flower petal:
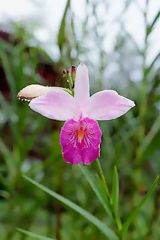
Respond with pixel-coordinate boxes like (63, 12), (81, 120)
(87, 90), (135, 120)
(60, 118), (101, 165)
(29, 89), (75, 121)
(17, 84), (60, 101)
(74, 63), (90, 113)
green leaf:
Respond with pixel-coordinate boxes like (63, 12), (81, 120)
(147, 11), (160, 36)
(78, 165), (111, 216)
(17, 228), (53, 240)
(95, 160), (110, 197)
(24, 175), (118, 240)
(137, 115), (160, 163)
(146, 52), (160, 74)
(0, 51), (16, 99)
(57, 0), (70, 50)
(122, 176), (160, 237)
(111, 166), (119, 215)
(0, 139), (15, 177)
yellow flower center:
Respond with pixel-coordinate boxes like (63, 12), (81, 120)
(76, 128), (86, 143)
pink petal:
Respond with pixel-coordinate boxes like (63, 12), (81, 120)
(17, 84), (59, 101)
(74, 63), (90, 116)
(87, 90), (135, 120)
(29, 89), (75, 121)
(60, 118), (102, 165)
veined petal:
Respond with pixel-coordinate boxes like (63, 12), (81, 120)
(74, 63), (90, 111)
(29, 89), (75, 121)
(87, 90), (135, 120)
(17, 84), (60, 101)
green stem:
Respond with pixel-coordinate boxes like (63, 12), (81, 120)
(67, 74), (73, 93)
(95, 159), (110, 197)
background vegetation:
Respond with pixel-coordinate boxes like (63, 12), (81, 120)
(0, 0), (160, 239)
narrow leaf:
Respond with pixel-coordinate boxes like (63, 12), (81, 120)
(24, 175), (118, 240)
(78, 165), (111, 216)
(57, 0), (70, 50)
(17, 228), (53, 240)
(137, 115), (160, 162)
(146, 52), (160, 74)
(122, 176), (160, 237)
(0, 139), (14, 173)
(95, 160), (110, 197)
(0, 51), (16, 98)
(111, 166), (119, 214)
(147, 11), (160, 36)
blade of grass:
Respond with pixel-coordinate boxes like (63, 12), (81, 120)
(17, 228), (53, 240)
(0, 139), (14, 173)
(122, 176), (160, 237)
(111, 166), (122, 232)
(147, 10), (160, 36)
(95, 159), (110, 197)
(137, 115), (160, 163)
(57, 0), (70, 50)
(78, 165), (111, 216)
(147, 52), (160, 74)
(111, 166), (119, 215)
(24, 175), (118, 240)
(0, 51), (16, 98)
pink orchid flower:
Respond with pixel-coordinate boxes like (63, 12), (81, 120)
(18, 63), (135, 165)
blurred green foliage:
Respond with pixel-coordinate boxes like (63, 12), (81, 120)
(0, 0), (160, 240)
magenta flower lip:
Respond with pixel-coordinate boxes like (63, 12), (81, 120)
(60, 118), (102, 165)
(18, 63), (135, 165)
